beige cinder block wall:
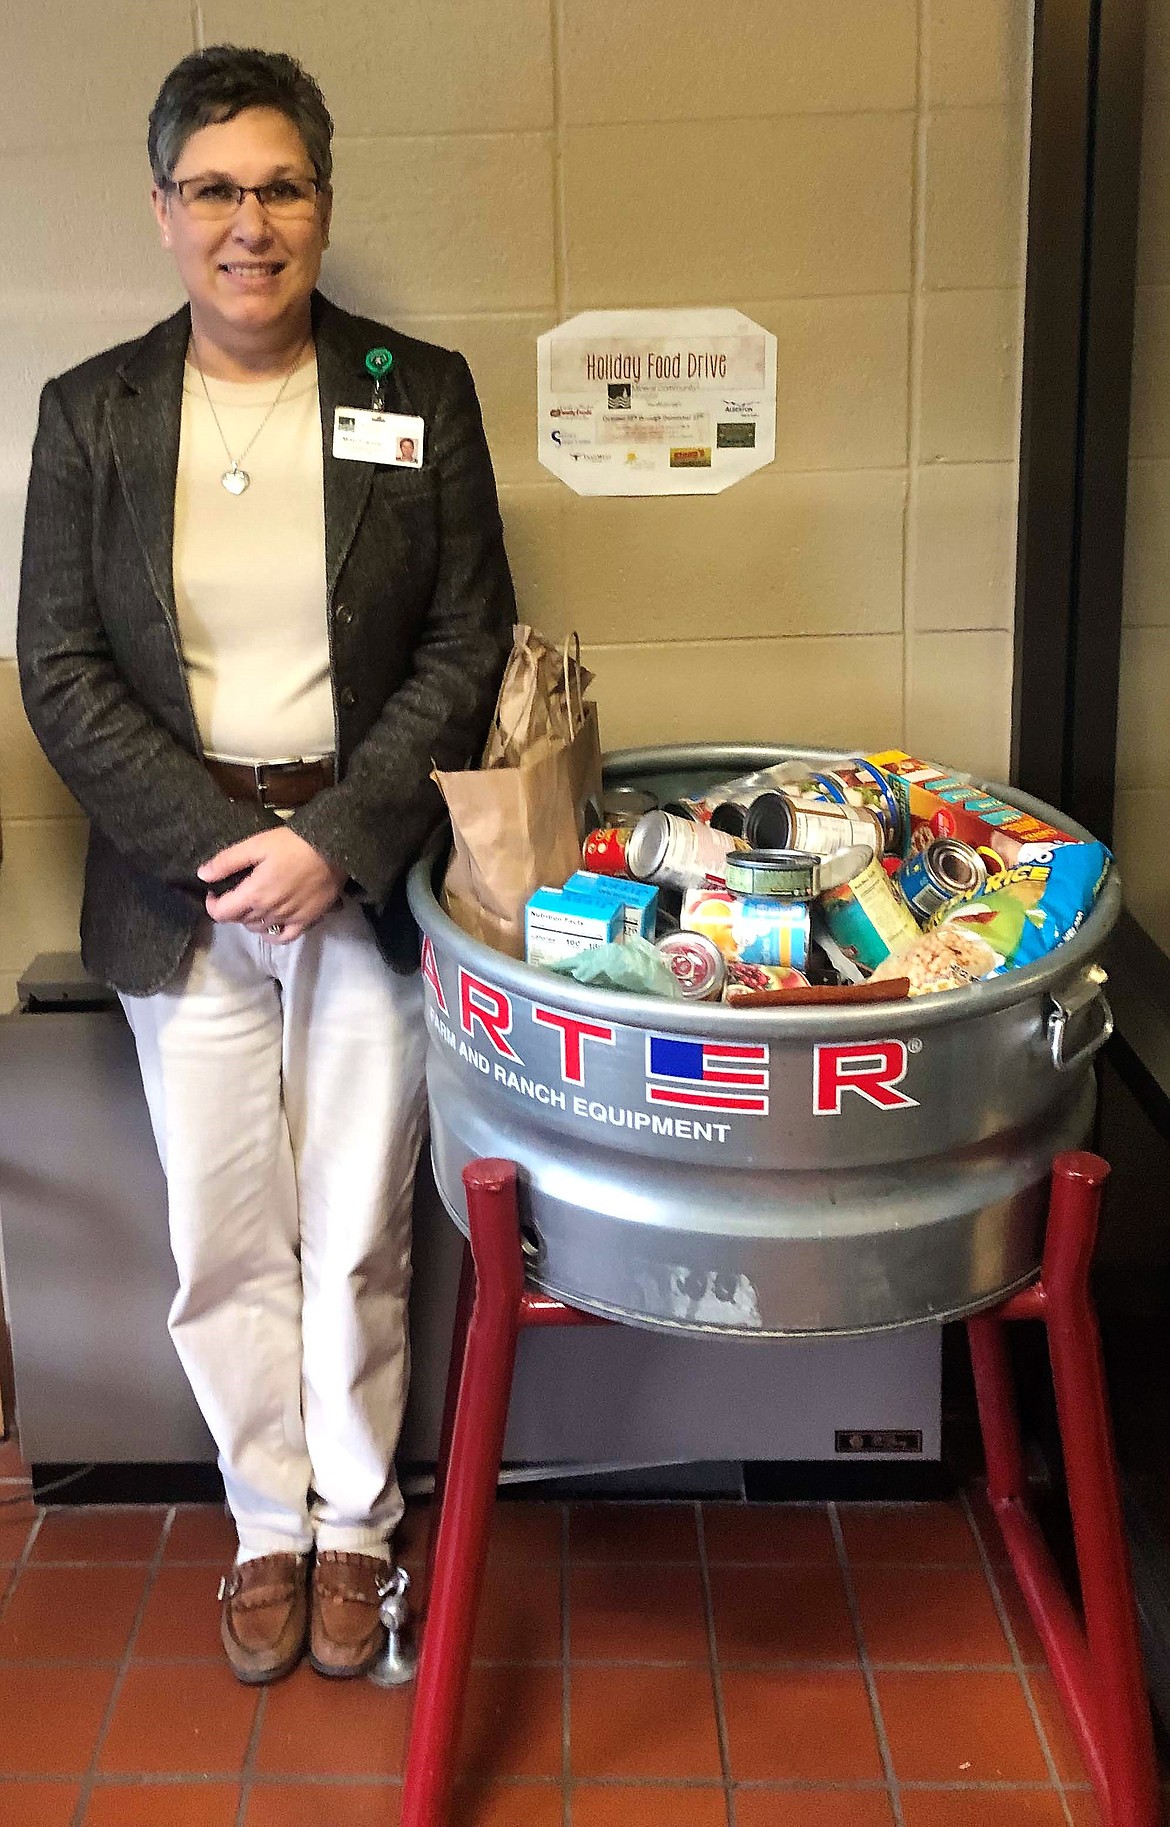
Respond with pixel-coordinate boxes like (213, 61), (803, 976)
(1118, 0), (1170, 950)
(0, 1), (1032, 1011)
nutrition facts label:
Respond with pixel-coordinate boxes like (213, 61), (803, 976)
(538, 307), (776, 496)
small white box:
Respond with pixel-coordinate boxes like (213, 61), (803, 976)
(525, 887), (622, 966)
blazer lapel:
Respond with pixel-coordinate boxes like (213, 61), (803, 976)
(313, 294), (377, 602)
(108, 293), (391, 619)
(107, 305), (190, 628)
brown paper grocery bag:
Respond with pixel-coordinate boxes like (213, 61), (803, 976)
(481, 625), (593, 769)
(434, 630), (602, 958)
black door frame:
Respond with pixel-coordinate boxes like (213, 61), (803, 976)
(1014, 0), (1170, 1731)
(1013, 0), (1146, 847)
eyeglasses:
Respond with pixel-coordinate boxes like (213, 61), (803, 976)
(168, 175), (322, 221)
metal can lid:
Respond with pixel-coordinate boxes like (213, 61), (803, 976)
(743, 792), (793, 849)
(656, 930), (725, 998)
(625, 810), (669, 881)
(924, 837), (987, 894)
(603, 785), (659, 821)
(724, 848), (820, 899)
(816, 844), (877, 891)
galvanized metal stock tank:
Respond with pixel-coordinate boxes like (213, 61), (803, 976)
(407, 746), (1118, 1336)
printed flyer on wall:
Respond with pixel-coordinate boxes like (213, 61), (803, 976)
(537, 308), (777, 497)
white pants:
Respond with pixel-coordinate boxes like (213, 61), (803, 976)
(120, 899), (427, 1559)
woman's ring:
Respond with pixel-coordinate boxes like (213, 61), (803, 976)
(267, 922), (284, 936)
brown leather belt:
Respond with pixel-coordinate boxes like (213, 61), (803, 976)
(205, 756), (336, 810)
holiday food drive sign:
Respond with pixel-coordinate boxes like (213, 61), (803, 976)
(538, 308), (776, 496)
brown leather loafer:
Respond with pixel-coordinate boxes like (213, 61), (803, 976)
(219, 1552), (309, 1685)
(309, 1550), (392, 1678)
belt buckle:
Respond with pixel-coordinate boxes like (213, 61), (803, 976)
(252, 759), (301, 812)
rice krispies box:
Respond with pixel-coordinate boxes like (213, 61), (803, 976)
(866, 750), (1079, 869)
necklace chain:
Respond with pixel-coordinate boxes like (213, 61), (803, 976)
(191, 337), (310, 493)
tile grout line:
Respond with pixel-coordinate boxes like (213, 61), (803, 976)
(69, 1503), (177, 1827)
(0, 1652), (1058, 1672)
(0, 1770), (1096, 1793)
(561, 1502), (571, 1827)
(0, 1506), (44, 1629)
(234, 1682), (268, 1827)
(829, 1502), (905, 1827)
(694, 1501), (737, 1827)
(957, 1487), (1075, 1825)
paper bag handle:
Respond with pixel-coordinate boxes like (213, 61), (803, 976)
(563, 632), (585, 735)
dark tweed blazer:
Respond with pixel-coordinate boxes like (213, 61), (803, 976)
(17, 292), (515, 994)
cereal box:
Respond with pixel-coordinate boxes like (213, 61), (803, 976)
(866, 750), (1078, 869)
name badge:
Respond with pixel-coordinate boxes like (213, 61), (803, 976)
(333, 408), (425, 467)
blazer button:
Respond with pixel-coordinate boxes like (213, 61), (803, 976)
(334, 600), (353, 626)
(339, 687), (357, 709)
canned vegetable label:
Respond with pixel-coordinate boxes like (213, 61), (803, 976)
(746, 793), (884, 859)
(897, 839), (987, 923)
(682, 888), (810, 970)
(627, 811), (742, 890)
(724, 849), (820, 899)
(816, 851), (918, 974)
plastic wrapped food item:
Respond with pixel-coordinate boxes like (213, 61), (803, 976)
(870, 925), (1000, 995)
(549, 934), (680, 997)
(929, 841), (1111, 972)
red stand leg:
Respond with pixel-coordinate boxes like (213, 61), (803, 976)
(423, 1241), (475, 1603)
(401, 1160), (527, 1827)
(968, 1150), (1160, 1827)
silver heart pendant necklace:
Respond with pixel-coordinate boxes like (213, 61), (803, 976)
(191, 336), (309, 495)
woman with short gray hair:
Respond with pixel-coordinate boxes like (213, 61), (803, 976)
(18, 44), (514, 1684)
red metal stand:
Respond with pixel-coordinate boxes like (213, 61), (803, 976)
(401, 1151), (1159, 1827)
(966, 1151), (1160, 1827)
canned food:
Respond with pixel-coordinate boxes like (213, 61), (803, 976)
(602, 785), (658, 824)
(815, 845), (919, 976)
(582, 825), (634, 876)
(656, 931), (726, 1001)
(897, 838), (988, 924)
(682, 888), (810, 970)
(708, 801), (748, 835)
(807, 761), (903, 852)
(744, 792), (885, 859)
(682, 760), (820, 828)
(626, 811), (743, 891)
(723, 848), (821, 900)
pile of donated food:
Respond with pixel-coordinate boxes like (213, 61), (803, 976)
(433, 628), (1110, 1008)
(520, 753), (1111, 1006)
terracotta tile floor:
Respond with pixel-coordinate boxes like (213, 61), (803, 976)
(0, 1442), (1166, 1826)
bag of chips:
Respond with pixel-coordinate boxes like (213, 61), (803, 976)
(930, 842), (1111, 972)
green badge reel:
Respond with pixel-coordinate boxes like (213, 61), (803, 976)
(366, 347), (394, 410)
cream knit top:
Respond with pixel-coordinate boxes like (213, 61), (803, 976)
(173, 356), (334, 764)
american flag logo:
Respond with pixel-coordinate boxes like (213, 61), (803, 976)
(644, 1035), (770, 1115)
